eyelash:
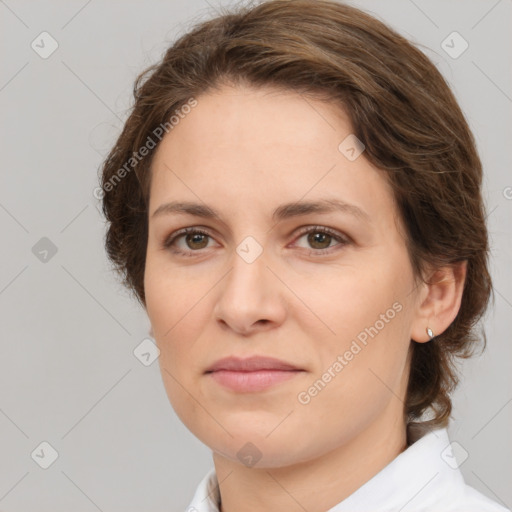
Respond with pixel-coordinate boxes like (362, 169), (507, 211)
(162, 225), (350, 257)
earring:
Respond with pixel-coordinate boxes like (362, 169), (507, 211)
(426, 326), (435, 340)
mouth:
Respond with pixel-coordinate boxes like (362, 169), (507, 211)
(204, 355), (305, 393)
(206, 369), (304, 392)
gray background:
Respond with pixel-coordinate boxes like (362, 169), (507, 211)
(1, 0), (511, 511)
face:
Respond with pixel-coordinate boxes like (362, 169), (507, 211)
(144, 84), (424, 468)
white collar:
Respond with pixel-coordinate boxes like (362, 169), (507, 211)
(186, 426), (509, 511)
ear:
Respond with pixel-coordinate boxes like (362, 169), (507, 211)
(410, 260), (467, 343)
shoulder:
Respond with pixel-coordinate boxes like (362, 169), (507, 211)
(397, 426), (509, 512)
(446, 483), (511, 512)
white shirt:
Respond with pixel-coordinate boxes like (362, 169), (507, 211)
(185, 426), (510, 512)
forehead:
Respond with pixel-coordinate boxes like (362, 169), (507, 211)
(148, 84), (396, 225)
(162, 84), (346, 154)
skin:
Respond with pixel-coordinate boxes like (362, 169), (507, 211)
(143, 83), (467, 512)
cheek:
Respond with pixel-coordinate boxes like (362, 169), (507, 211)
(292, 262), (412, 411)
(144, 266), (206, 412)
(145, 268), (208, 430)
(295, 321), (410, 443)
(288, 260), (402, 343)
(144, 258), (202, 337)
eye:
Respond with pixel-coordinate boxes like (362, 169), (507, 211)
(162, 227), (216, 256)
(162, 225), (350, 257)
(292, 225), (349, 254)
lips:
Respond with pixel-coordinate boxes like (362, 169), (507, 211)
(205, 356), (304, 392)
(205, 355), (301, 373)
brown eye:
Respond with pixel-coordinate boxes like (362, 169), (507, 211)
(307, 231), (333, 250)
(185, 232), (210, 250)
(293, 226), (349, 254)
(163, 228), (215, 255)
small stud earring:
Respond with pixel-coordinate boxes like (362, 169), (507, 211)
(426, 326), (435, 339)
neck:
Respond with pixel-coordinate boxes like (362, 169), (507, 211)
(213, 412), (408, 512)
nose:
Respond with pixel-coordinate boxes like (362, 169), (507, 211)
(213, 245), (287, 336)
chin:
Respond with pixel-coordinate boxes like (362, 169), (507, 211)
(203, 427), (316, 468)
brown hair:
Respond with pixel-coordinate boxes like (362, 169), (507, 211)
(99, 0), (493, 430)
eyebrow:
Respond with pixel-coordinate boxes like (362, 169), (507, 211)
(151, 198), (371, 224)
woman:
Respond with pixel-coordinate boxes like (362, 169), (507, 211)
(99, 0), (509, 510)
